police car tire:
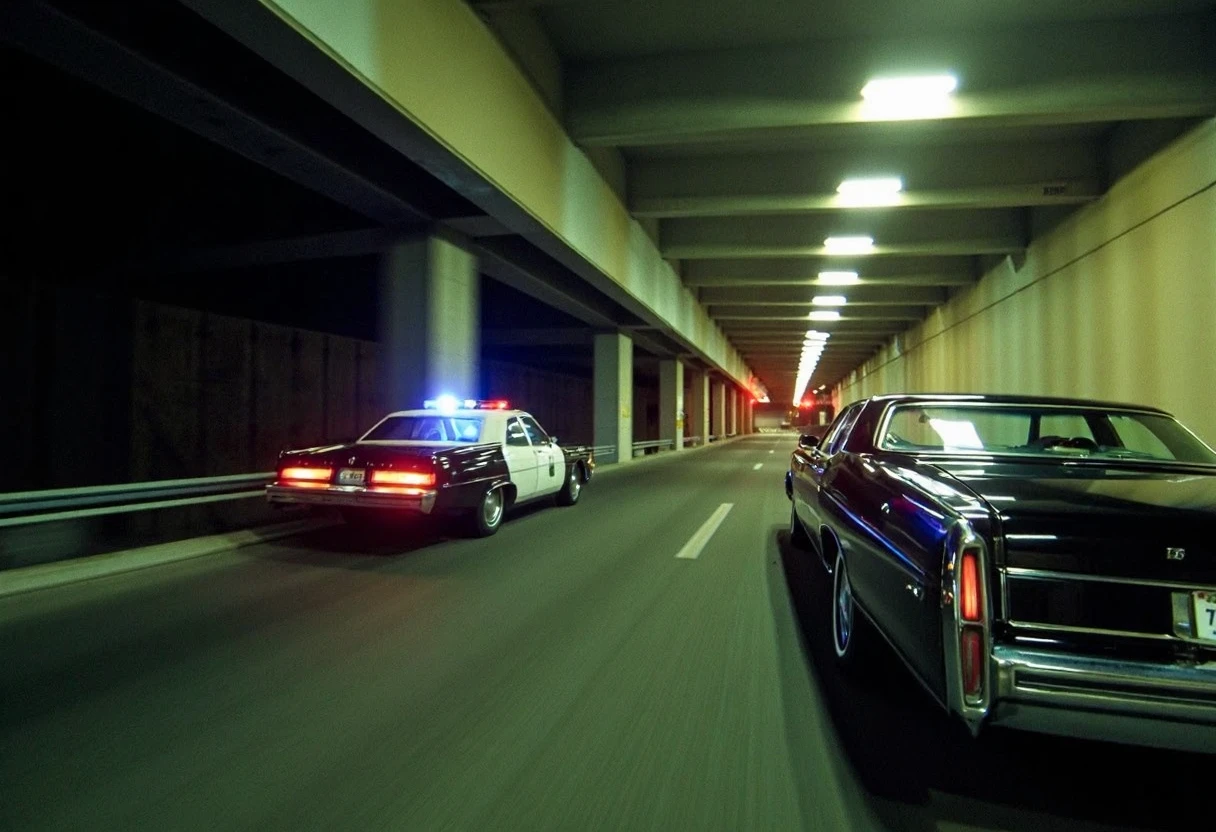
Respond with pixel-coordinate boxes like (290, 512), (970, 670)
(555, 464), (582, 507)
(467, 487), (504, 537)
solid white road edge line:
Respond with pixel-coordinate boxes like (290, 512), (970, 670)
(0, 516), (339, 599)
(675, 503), (734, 560)
(752, 463), (764, 470)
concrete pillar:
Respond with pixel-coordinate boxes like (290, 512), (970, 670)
(687, 369), (709, 446)
(380, 235), (478, 411)
(659, 359), (684, 451)
(711, 380), (726, 439)
(728, 388), (739, 436)
(594, 332), (633, 463)
(742, 397), (751, 435)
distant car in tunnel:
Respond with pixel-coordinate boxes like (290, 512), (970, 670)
(266, 399), (594, 536)
(785, 393), (1216, 753)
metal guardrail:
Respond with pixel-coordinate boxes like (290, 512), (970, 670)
(632, 439), (674, 454)
(0, 473), (274, 529)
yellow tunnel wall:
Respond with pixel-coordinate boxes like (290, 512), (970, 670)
(838, 119), (1216, 444)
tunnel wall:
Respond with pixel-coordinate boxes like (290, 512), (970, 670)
(838, 119), (1216, 443)
(0, 284), (602, 490)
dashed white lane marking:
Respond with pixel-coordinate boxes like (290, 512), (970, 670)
(675, 503), (734, 560)
(768, 449), (775, 454)
(752, 463), (764, 471)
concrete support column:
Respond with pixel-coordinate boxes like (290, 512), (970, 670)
(687, 369), (709, 446)
(594, 333), (633, 463)
(742, 397), (752, 435)
(380, 234), (478, 411)
(711, 380), (726, 439)
(659, 359), (684, 451)
(728, 388), (739, 436)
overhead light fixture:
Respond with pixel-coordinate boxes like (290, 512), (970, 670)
(808, 310), (842, 321)
(817, 270), (860, 285)
(824, 236), (875, 255)
(837, 176), (904, 207)
(812, 295), (847, 307)
(860, 74), (958, 119)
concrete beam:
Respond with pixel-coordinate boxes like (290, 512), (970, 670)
(699, 285), (947, 306)
(179, 0), (761, 395)
(683, 256), (976, 287)
(0, 1), (444, 227)
(661, 209), (1025, 259)
(568, 15), (1216, 147)
(482, 328), (594, 347)
(710, 306), (927, 321)
(631, 140), (1102, 218)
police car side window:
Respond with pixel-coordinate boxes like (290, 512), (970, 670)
(506, 418), (531, 447)
(828, 405), (863, 455)
(520, 416), (550, 445)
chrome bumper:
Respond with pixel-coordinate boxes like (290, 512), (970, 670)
(989, 644), (1216, 753)
(265, 484), (437, 514)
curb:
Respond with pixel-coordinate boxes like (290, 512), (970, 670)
(0, 516), (339, 600)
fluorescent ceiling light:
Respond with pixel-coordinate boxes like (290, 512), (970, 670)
(860, 74), (957, 119)
(861, 74), (957, 101)
(837, 176), (903, 207)
(817, 271), (860, 285)
(812, 295), (847, 307)
(824, 236), (875, 255)
(808, 310), (842, 321)
(804, 329), (831, 339)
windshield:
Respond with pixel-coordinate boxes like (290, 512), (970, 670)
(879, 404), (1216, 464)
(360, 415), (484, 443)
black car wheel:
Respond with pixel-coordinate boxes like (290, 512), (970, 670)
(832, 550), (863, 665)
(555, 464), (582, 506)
(788, 502), (811, 549)
(467, 487), (505, 537)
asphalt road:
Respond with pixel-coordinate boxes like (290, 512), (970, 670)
(1, 436), (1211, 831)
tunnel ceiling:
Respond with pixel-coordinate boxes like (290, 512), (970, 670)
(470, 0), (1216, 404)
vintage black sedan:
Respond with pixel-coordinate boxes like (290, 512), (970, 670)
(785, 393), (1216, 752)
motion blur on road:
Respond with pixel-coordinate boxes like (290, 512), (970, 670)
(2, 437), (1209, 831)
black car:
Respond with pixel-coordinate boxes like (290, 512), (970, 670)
(785, 393), (1216, 752)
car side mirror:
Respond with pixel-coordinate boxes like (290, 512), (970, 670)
(550, 436), (559, 445)
(798, 433), (821, 450)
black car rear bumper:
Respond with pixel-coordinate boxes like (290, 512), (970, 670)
(989, 644), (1216, 753)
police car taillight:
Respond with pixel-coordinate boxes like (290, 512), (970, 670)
(370, 470), (435, 487)
(279, 466), (332, 483)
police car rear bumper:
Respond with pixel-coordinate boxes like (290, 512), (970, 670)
(266, 484), (438, 514)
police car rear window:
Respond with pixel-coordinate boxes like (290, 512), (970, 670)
(362, 416), (483, 443)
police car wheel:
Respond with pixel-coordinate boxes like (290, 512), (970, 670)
(467, 487), (504, 537)
(555, 464), (582, 506)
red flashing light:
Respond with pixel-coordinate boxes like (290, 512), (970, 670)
(960, 550), (982, 622)
(481, 400), (510, 410)
(370, 470), (435, 488)
(280, 466), (332, 483)
(961, 627), (984, 697)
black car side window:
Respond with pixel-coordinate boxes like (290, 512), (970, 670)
(828, 405), (863, 455)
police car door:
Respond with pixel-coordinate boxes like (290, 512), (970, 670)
(521, 415), (563, 495)
(503, 417), (538, 500)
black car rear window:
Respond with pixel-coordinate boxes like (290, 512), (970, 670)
(879, 404), (1216, 464)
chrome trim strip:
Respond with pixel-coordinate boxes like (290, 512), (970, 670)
(1005, 566), (1216, 593)
(1005, 620), (1177, 641)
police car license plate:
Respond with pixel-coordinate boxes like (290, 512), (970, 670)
(1194, 591), (1216, 643)
(338, 468), (366, 485)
